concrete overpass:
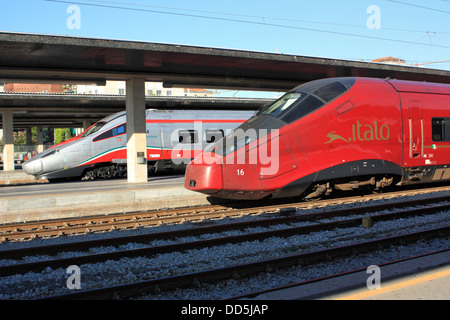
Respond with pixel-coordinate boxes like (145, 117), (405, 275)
(1, 32), (449, 182)
(0, 93), (272, 164)
(0, 93), (272, 127)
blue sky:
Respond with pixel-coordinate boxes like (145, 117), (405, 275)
(0, 0), (449, 96)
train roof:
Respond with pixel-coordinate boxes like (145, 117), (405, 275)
(146, 109), (254, 118)
(95, 109), (254, 124)
(100, 111), (126, 123)
(387, 79), (450, 95)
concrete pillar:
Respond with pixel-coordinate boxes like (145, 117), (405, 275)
(126, 78), (147, 183)
(83, 120), (91, 131)
(36, 126), (44, 153)
(26, 128), (32, 145)
(2, 110), (14, 171)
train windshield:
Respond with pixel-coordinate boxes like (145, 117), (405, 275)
(258, 92), (305, 118)
(81, 121), (107, 137)
(257, 78), (355, 124)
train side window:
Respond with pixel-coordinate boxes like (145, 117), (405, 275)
(117, 124), (126, 135)
(205, 129), (224, 143)
(432, 118), (445, 141)
(93, 129), (113, 142)
(179, 130), (198, 144)
(313, 81), (348, 102)
(112, 124), (126, 136)
(93, 124), (126, 142)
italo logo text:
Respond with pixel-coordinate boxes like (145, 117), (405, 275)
(325, 121), (390, 144)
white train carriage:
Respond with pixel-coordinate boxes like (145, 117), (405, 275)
(22, 109), (254, 181)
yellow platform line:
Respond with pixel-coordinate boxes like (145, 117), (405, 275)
(335, 268), (450, 300)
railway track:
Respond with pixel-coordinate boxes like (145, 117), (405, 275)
(0, 195), (448, 299)
(1, 186), (450, 242)
(1, 196), (450, 271)
(228, 248), (450, 300)
(1, 199), (448, 276)
(41, 226), (450, 300)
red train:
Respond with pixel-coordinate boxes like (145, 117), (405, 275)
(185, 77), (450, 200)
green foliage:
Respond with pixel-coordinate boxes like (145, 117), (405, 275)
(54, 128), (73, 144)
(0, 127), (73, 147)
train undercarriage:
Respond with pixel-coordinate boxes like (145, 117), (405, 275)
(80, 160), (188, 180)
(303, 175), (396, 200)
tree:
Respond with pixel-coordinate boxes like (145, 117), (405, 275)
(54, 128), (73, 144)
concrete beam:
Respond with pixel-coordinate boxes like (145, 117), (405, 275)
(2, 110), (14, 171)
(126, 78), (147, 183)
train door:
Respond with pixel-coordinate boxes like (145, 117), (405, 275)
(402, 100), (425, 182)
(160, 125), (172, 158)
(408, 101), (423, 162)
(160, 126), (171, 148)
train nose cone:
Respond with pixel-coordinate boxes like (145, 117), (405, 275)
(22, 159), (43, 175)
(184, 155), (223, 194)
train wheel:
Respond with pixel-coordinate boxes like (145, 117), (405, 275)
(97, 165), (118, 179)
(82, 170), (96, 180)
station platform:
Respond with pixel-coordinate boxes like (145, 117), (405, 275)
(0, 171), (211, 224)
(0, 170), (47, 186)
(249, 250), (449, 300)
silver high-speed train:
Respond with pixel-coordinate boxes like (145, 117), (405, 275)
(22, 109), (254, 181)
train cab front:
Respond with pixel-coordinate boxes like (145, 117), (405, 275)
(185, 119), (284, 200)
(185, 151), (224, 196)
(185, 150), (273, 200)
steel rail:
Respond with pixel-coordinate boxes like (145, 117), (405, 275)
(1, 198), (449, 277)
(1, 194), (449, 260)
(2, 190), (450, 241)
(39, 226), (450, 300)
(226, 248), (450, 300)
(0, 205), (233, 240)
